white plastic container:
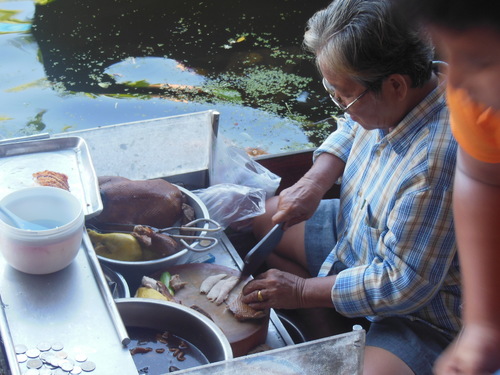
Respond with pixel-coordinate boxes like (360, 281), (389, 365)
(0, 186), (84, 274)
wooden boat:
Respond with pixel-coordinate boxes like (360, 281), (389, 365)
(0, 111), (364, 374)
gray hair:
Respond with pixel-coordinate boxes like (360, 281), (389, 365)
(304, 0), (434, 90)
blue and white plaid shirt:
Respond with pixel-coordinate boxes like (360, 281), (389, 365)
(314, 77), (461, 335)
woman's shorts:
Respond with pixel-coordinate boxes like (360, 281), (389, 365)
(366, 317), (453, 375)
(304, 199), (341, 276)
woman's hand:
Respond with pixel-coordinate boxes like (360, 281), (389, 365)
(241, 269), (337, 311)
(241, 269), (307, 310)
(272, 177), (324, 229)
(272, 152), (345, 229)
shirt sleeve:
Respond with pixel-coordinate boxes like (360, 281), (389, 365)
(313, 115), (357, 163)
(331, 188), (457, 317)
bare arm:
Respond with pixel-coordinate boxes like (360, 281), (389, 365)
(453, 146), (500, 326)
(272, 152), (345, 228)
(434, 147), (500, 375)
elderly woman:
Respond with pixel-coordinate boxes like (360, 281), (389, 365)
(241, 0), (460, 374)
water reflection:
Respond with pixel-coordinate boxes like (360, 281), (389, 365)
(1, 0), (337, 153)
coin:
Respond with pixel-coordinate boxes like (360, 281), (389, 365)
(26, 348), (41, 358)
(26, 358), (43, 369)
(47, 356), (61, 367)
(54, 351), (67, 359)
(51, 342), (64, 351)
(39, 352), (54, 362)
(15, 344), (27, 354)
(70, 366), (82, 374)
(60, 360), (74, 372)
(74, 353), (87, 362)
(16, 353), (27, 363)
(36, 342), (52, 352)
(39, 369), (54, 375)
(80, 361), (96, 372)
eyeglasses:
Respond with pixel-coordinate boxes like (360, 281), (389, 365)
(322, 78), (369, 111)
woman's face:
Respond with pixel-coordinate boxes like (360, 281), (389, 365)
(431, 25), (500, 110)
(320, 66), (404, 130)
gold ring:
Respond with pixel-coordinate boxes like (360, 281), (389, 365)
(257, 290), (264, 302)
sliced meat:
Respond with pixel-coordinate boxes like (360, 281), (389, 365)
(227, 294), (267, 321)
(170, 274), (187, 292)
(213, 276), (240, 305)
(206, 278), (227, 302)
(199, 274), (227, 294)
(206, 276), (239, 305)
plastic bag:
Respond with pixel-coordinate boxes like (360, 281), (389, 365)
(192, 183), (266, 230)
(211, 136), (281, 198)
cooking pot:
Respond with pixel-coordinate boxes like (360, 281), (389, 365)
(116, 298), (233, 372)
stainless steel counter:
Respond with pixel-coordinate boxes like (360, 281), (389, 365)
(0, 232), (138, 375)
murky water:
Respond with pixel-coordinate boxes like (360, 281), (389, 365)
(1, 0), (337, 154)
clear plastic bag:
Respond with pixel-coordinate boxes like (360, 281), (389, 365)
(192, 183), (266, 230)
(211, 136), (281, 199)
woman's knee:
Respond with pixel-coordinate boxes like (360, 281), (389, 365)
(363, 346), (414, 375)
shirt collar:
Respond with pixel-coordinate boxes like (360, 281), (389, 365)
(384, 62), (448, 155)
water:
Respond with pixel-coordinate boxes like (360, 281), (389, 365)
(1, 0), (338, 154)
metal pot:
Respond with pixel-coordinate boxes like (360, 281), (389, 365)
(97, 185), (211, 292)
(116, 298), (233, 369)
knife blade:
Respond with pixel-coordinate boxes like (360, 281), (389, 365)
(239, 222), (284, 282)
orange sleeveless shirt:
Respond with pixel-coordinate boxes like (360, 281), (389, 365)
(447, 85), (500, 163)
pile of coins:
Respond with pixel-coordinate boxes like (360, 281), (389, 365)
(15, 342), (96, 374)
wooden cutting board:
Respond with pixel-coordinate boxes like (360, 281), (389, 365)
(155, 263), (269, 357)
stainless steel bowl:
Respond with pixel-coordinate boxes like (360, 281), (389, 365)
(116, 298), (233, 367)
(97, 185), (210, 292)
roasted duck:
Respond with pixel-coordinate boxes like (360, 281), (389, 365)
(93, 176), (194, 228)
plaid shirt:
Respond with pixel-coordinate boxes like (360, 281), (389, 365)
(314, 78), (461, 335)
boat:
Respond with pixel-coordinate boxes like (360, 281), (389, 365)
(0, 110), (364, 374)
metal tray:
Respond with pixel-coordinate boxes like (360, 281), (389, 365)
(0, 136), (103, 219)
(0, 232), (137, 375)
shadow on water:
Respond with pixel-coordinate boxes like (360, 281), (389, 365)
(2, 0), (339, 153)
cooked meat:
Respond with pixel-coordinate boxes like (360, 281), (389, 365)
(206, 276), (239, 305)
(199, 274), (227, 294)
(139, 276), (176, 301)
(141, 276), (158, 290)
(169, 274), (187, 291)
(33, 170), (70, 191)
(131, 225), (180, 259)
(94, 176), (185, 228)
(227, 294), (267, 321)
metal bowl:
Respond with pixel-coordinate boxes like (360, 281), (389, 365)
(102, 264), (130, 299)
(116, 298), (233, 368)
(97, 185), (210, 291)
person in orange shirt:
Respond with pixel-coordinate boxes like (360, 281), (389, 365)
(393, 0), (500, 374)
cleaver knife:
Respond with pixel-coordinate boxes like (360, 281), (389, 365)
(239, 222), (284, 282)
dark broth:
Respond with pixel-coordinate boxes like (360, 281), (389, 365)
(128, 326), (209, 374)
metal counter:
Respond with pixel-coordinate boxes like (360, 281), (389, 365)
(0, 232), (137, 375)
